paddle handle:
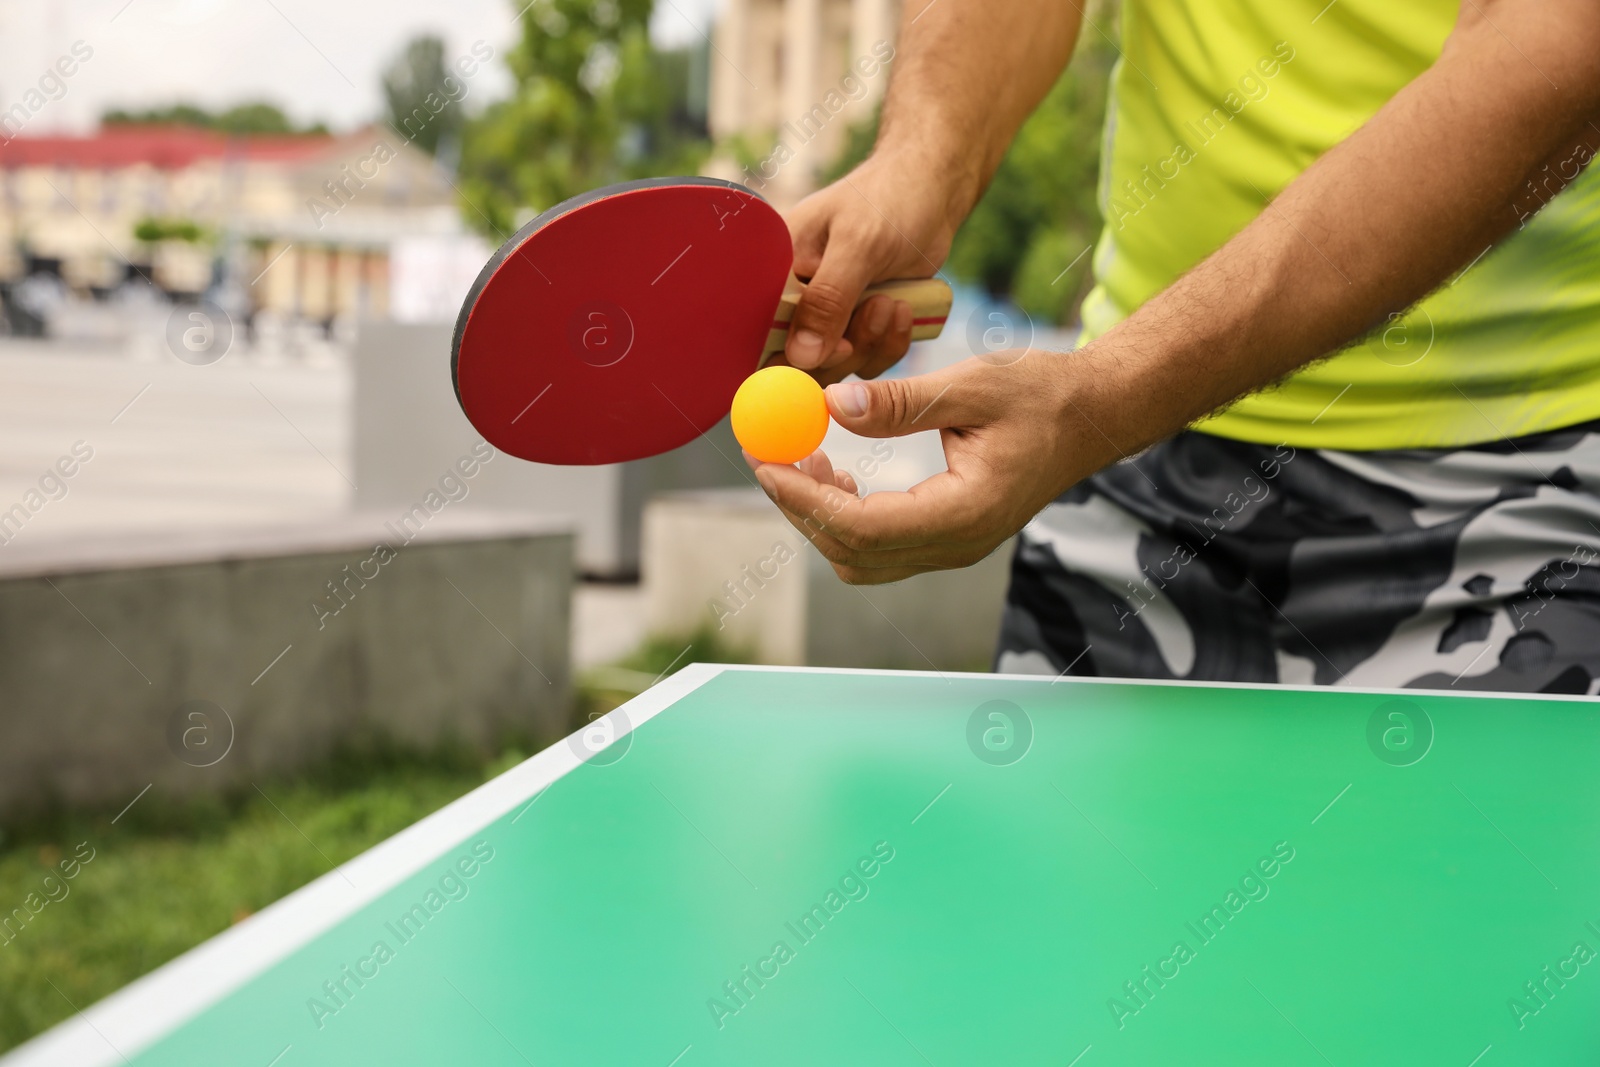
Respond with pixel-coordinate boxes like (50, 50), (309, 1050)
(764, 277), (953, 357)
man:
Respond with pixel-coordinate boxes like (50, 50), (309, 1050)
(749, 0), (1600, 692)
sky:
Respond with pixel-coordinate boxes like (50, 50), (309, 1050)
(0, 0), (721, 135)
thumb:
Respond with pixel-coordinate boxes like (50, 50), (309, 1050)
(824, 366), (975, 438)
(785, 243), (878, 371)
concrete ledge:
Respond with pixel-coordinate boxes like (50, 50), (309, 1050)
(352, 319), (749, 576)
(644, 489), (1008, 670)
(0, 510), (573, 816)
(0, 510), (568, 579)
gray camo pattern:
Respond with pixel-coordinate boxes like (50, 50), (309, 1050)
(995, 422), (1600, 694)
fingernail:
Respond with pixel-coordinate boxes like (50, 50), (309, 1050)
(827, 382), (868, 418)
(754, 468), (776, 496)
(867, 299), (893, 337)
(893, 301), (913, 332)
(790, 329), (824, 368)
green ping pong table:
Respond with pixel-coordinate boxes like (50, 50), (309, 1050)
(6, 664), (1597, 1065)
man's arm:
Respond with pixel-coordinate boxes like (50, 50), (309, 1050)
(1072, 0), (1600, 461)
(777, 0), (1082, 380)
(757, 0), (1600, 585)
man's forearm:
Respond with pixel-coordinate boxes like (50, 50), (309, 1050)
(874, 0), (1083, 219)
(1067, 0), (1600, 465)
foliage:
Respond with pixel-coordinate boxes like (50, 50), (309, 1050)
(575, 623), (757, 723)
(0, 613), (758, 1054)
(132, 217), (205, 243)
(0, 743), (505, 1054)
(824, 32), (1115, 326)
(456, 0), (710, 236)
(381, 35), (464, 157)
(103, 102), (329, 136)
(618, 624), (755, 675)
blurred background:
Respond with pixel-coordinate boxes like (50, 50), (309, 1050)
(0, 0), (1111, 1050)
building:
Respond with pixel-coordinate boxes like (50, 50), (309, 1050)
(706, 0), (903, 207)
(0, 124), (463, 325)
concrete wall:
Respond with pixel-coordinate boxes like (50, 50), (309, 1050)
(804, 553), (1010, 672)
(644, 490), (809, 661)
(353, 320), (749, 576)
(0, 511), (572, 816)
(643, 488), (1009, 670)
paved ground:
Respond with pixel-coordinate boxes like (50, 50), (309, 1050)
(0, 337), (643, 667)
(0, 338), (350, 541)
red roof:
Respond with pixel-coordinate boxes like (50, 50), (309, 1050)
(0, 125), (334, 170)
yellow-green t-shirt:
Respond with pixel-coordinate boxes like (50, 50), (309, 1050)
(1079, 0), (1600, 449)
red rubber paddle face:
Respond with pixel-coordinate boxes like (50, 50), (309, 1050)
(452, 178), (793, 465)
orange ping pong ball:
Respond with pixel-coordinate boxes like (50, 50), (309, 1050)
(731, 365), (831, 464)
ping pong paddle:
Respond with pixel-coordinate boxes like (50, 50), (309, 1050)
(451, 176), (952, 466)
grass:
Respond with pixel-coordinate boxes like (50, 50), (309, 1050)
(574, 624), (758, 723)
(0, 742), (530, 1055)
(0, 629), (751, 1055)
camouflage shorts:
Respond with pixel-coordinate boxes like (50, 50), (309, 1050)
(994, 421), (1600, 694)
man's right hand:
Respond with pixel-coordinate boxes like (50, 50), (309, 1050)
(780, 156), (958, 385)
(774, 0), (1083, 383)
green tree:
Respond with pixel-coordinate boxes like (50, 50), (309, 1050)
(382, 35), (463, 157)
(133, 217), (206, 243)
(102, 102), (328, 136)
(457, 0), (709, 236)
(104, 104), (214, 129)
(215, 102), (326, 135)
(824, 28), (1115, 326)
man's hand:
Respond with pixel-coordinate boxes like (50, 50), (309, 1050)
(778, 158), (953, 385)
(779, 0), (1084, 383)
(749, 351), (1106, 585)
(764, 0), (1600, 589)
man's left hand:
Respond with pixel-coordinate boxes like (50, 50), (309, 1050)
(749, 351), (1108, 585)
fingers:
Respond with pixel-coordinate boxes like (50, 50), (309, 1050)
(798, 299), (915, 387)
(745, 447), (860, 497)
(762, 483), (962, 577)
(744, 441), (985, 567)
(742, 449), (890, 567)
(838, 298), (915, 383)
(746, 448), (1007, 584)
(821, 358), (985, 438)
(742, 350), (1076, 587)
(840, 295), (896, 360)
(826, 562), (944, 586)
(793, 450), (827, 479)
(784, 186), (921, 378)
(785, 272), (877, 371)
(783, 210), (885, 370)
(755, 459), (988, 558)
